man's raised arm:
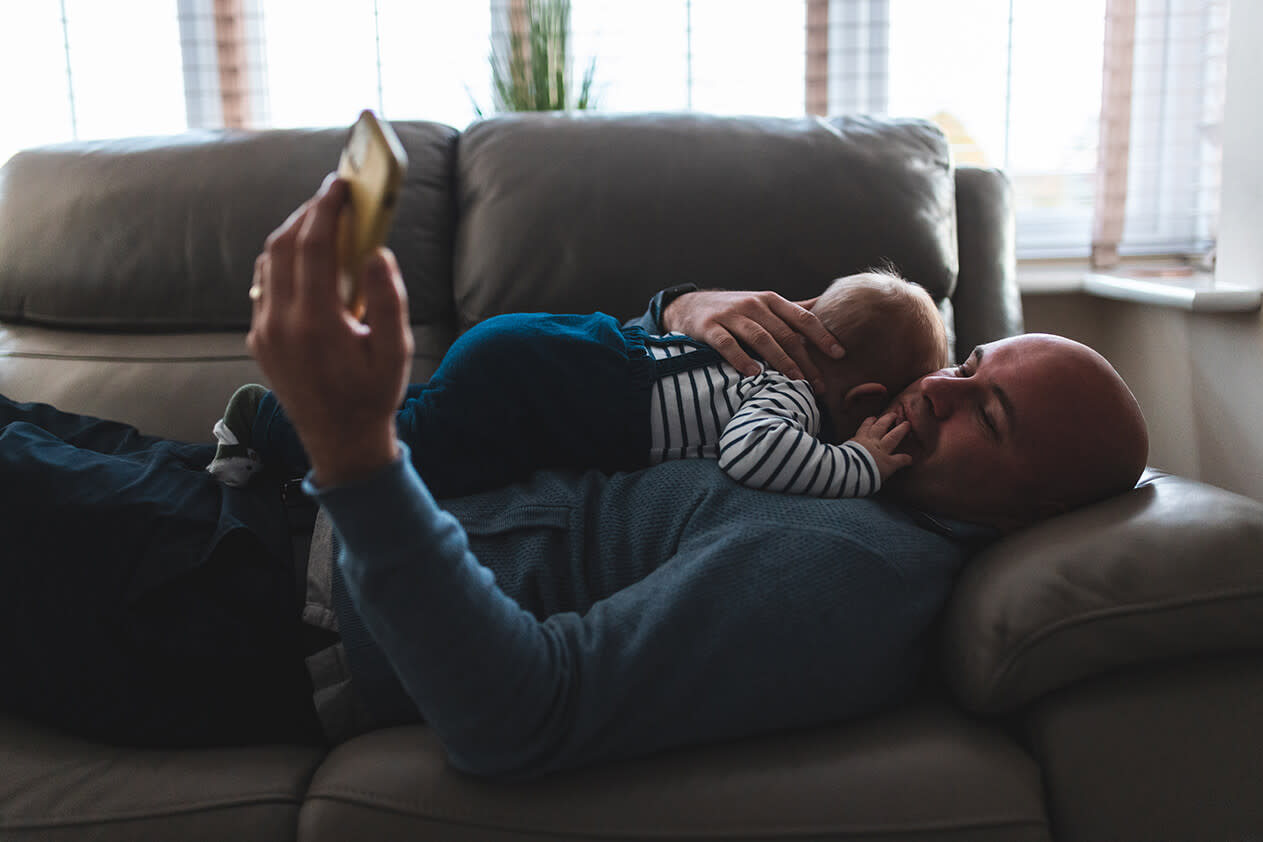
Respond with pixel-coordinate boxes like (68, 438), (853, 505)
(245, 175), (412, 489)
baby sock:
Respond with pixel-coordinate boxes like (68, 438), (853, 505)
(206, 383), (268, 487)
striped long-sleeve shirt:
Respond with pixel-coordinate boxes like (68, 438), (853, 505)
(646, 336), (882, 498)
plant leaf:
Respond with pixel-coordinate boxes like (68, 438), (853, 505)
(485, 0), (595, 113)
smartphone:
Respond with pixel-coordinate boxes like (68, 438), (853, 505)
(336, 109), (408, 319)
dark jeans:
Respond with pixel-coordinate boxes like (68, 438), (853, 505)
(0, 395), (321, 747)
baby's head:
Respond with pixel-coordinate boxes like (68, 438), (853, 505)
(810, 269), (949, 438)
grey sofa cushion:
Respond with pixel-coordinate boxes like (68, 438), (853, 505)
(1026, 653), (1263, 842)
(299, 704), (1049, 842)
(453, 113), (957, 328)
(0, 121), (460, 330)
(941, 471), (1263, 712)
(0, 712), (323, 842)
(950, 166), (1021, 362)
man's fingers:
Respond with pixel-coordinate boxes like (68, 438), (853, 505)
(293, 176), (348, 314)
(727, 314), (808, 381)
(263, 222), (297, 316)
(266, 195), (315, 250)
(249, 253), (269, 322)
(266, 173), (335, 248)
(661, 289), (842, 386)
(246, 254), (267, 356)
(702, 324), (762, 377)
(741, 293), (833, 384)
(360, 248), (413, 361)
(772, 295), (844, 359)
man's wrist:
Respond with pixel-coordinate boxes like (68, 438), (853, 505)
(656, 283), (699, 332)
(306, 432), (402, 489)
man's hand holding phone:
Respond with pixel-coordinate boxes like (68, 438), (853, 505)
(336, 110), (408, 320)
(246, 113), (414, 488)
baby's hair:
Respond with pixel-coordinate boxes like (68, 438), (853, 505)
(811, 268), (949, 397)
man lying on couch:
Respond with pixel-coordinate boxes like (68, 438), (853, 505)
(0, 177), (1148, 778)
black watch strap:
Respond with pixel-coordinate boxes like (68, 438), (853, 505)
(650, 283), (700, 330)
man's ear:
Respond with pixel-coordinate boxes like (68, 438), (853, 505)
(843, 382), (888, 418)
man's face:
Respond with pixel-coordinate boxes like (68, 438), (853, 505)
(882, 336), (1078, 528)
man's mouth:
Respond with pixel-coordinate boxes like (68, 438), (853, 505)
(890, 400), (924, 460)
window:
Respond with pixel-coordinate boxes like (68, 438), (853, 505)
(885, 1), (1109, 258)
(0, 1), (186, 163)
(569, 1), (804, 114)
(0, 0), (1228, 264)
(258, 0), (491, 129)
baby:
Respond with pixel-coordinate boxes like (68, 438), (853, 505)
(208, 269), (948, 500)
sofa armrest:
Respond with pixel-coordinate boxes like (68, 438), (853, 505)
(951, 166), (1021, 363)
(940, 471), (1263, 713)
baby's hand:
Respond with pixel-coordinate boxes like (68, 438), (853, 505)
(852, 412), (914, 481)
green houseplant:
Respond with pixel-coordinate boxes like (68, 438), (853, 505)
(478, 0), (596, 113)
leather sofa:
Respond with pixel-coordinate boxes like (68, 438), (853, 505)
(2, 113), (1261, 842)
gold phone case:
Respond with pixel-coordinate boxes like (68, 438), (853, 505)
(336, 109), (408, 318)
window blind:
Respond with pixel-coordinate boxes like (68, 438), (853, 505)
(1093, 0), (1135, 268)
(1116, 0), (1227, 260)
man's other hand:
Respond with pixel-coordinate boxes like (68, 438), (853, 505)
(661, 289), (844, 389)
(247, 176), (414, 487)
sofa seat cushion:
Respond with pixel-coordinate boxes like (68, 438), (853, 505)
(941, 471), (1263, 712)
(453, 113), (958, 329)
(0, 712), (323, 842)
(298, 702), (1048, 842)
(0, 322), (455, 441)
(1026, 652), (1263, 842)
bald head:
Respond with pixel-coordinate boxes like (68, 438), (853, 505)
(1011, 334), (1149, 513)
(882, 333), (1149, 530)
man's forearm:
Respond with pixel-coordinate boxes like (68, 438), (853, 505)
(307, 448), (570, 776)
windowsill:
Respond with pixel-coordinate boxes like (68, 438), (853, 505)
(1018, 262), (1263, 313)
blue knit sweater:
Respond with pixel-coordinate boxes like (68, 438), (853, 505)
(308, 452), (983, 778)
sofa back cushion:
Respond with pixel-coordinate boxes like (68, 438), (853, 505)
(0, 121), (459, 330)
(453, 113), (958, 328)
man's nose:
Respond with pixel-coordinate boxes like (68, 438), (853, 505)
(921, 373), (965, 419)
